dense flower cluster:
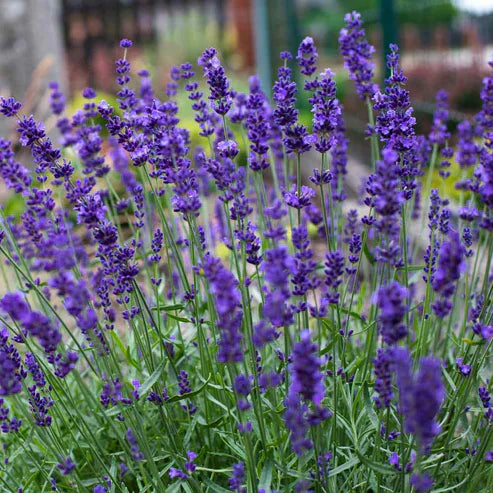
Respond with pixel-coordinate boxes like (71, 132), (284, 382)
(394, 349), (444, 454)
(0, 11), (490, 492)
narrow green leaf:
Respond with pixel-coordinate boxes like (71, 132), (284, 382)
(363, 242), (375, 264)
(397, 264), (425, 272)
(362, 384), (380, 431)
(329, 456), (359, 477)
(203, 478), (232, 493)
(167, 375), (211, 403)
(356, 451), (395, 475)
(198, 415), (224, 428)
(433, 476), (469, 492)
(165, 313), (192, 323)
(339, 307), (365, 322)
(320, 337), (337, 356)
(218, 434), (246, 459)
(139, 361), (165, 396)
(258, 457), (274, 490)
(442, 367), (457, 393)
(151, 303), (185, 312)
(184, 413), (199, 447)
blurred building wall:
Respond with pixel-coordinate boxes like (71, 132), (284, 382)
(0, 0), (66, 136)
(230, 0), (255, 67)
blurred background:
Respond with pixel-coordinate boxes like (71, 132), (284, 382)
(0, 0), (492, 155)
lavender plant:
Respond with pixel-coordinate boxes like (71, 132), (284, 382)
(0, 12), (491, 493)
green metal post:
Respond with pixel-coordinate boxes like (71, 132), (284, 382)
(253, 0), (272, 95)
(284, 0), (300, 63)
(379, 0), (398, 83)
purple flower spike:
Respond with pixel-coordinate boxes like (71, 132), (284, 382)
(261, 245), (295, 327)
(178, 370), (191, 395)
(324, 250), (344, 305)
(297, 36), (318, 77)
(455, 358), (471, 376)
(310, 69), (341, 153)
(479, 387), (493, 422)
(126, 428), (144, 461)
(246, 75), (271, 171)
(284, 330), (329, 456)
(290, 330), (325, 406)
(373, 348), (394, 409)
(431, 231), (465, 318)
(82, 87), (97, 99)
(197, 254), (243, 363)
(273, 65), (298, 129)
(365, 147), (404, 265)
(0, 97), (22, 117)
(373, 45), (416, 155)
(198, 48), (233, 116)
(410, 472), (434, 492)
(57, 456), (75, 475)
(0, 329), (23, 397)
(48, 82), (65, 116)
(456, 121), (478, 169)
(217, 140), (239, 160)
(339, 11), (378, 100)
(376, 281), (408, 345)
(291, 225), (318, 299)
(229, 461), (245, 491)
(284, 185), (315, 209)
(429, 89), (450, 145)
(284, 391), (313, 456)
(1, 292), (61, 353)
(393, 348), (444, 454)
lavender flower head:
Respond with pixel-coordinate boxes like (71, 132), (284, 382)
(126, 427), (144, 461)
(373, 44), (417, 154)
(310, 69), (342, 153)
(0, 97), (22, 117)
(198, 48), (233, 116)
(261, 245), (295, 327)
(394, 348), (444, 454)
(339, 12), (378, 100)
(373, 348), (394, 409)
(284, 391), (313, 456)
(429, 89), (450, 146)
(197, 254), (243, 363)
(479, 387), (493, 422)
(456, 121), (478, 169)
(297, 37), (318, 77)
(245, 75), (271, 171)
(284, 330), (329, 456)
(410, 472), (434, 492)
(273, 65), (298, 129)
(289, 330), (325, 406)
(229, 461), (245, 492)
(432, 231), (466, 318)
(324, 250), (344, 305)
(0, 292), (62, 353)
(375, 281), (408, 345)
(57, 456), (75, 475)
(365, 147), (404, 264)
(0, 329), (23, 396)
